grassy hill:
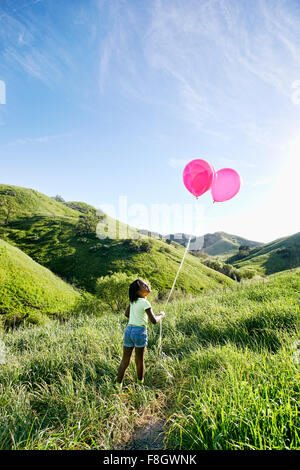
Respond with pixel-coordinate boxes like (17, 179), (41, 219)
(151, 230), (263, 255)
(226, 232), (300, 275)
(0, 185), (233, 294)
(0, 268), (299, 450)
(203, 231), (262, 256)
(0, 184), (80, 221)
(0, 239), (80, 327)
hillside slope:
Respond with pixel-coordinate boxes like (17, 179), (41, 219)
(143, 230), (263, 255)
(0, 239), (80, 326)
(0, 185), (233, 293)
(226, 232), (300, 275)
(203, 231), (263, 256)
(0, 184), (80, 221)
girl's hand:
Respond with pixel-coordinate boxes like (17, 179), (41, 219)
(159, 311), (165, 317)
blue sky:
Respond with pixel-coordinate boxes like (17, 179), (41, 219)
(0, 0), (300, 243)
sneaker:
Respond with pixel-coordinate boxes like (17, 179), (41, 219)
(137, 379), (144, 385)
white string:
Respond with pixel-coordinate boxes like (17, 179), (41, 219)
(158, 231), (193, 356)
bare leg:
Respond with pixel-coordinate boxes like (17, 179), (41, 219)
(117, 346), (134, 383)
(135, 347), (145, 381)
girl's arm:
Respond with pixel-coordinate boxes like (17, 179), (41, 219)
(145, 308), (165, 324)
(125, 305), (130, 318)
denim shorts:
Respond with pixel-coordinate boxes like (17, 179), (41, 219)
(123, 325), (148, 348)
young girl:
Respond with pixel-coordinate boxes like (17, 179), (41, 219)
(116, 279), (165, 388)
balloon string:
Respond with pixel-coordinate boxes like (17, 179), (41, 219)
(158, 231), (193, 356)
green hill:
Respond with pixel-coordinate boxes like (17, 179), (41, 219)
(226, 232), (300, 275)
(0, 239), (80, 327)
(158, 231), (262, 255)
(203, 231), (262, 256)
(0, 185), (233, 294)
(0, 184), (80, 221)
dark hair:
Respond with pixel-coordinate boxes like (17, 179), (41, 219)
(129, 279), (149, 303)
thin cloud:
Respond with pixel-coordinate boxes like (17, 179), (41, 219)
(252, 177), (274, 186)
(97, 0), (141, 94)
(95, 0), (300, 141)
(0, 3), (77, 87)
(168, 158), (189, 169)
(5, 133), (72, 147)
(216, 157), (257, 169)
(145, 0), (299, 131)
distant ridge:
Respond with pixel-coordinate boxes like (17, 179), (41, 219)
(138, 229), (263, 255)
(226, 232), (300, 275)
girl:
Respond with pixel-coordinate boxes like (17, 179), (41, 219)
(116, 279), (165, 388)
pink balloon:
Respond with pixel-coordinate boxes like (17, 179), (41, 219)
(183, 159), (215, 198)
(211, 168), (241, 202)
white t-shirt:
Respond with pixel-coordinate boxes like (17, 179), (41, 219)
(128, 297), (151, 327)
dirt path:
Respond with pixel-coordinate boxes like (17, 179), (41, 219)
(121, 416), (166, 450)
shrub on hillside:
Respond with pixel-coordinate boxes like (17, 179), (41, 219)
(71, 292), (107, 317)
(96, 273), (137, 312)
(276, 248), (291, 259)
(75, 214), (99, 237)
(238, 267), (256, 279)
(89, 245), (101, 253)
(191, 251), (209, 260)
(0, 198), (16, 225)
(165, 239), (178, 247)
(232, 245), (252, 260)
(0, 188), (16, 196)
(77, 237), (88, 243)
(29, 235), (40, 242)
(96, 273), (154, 312)
(123, 239), (153, 253)
(239, 245), (251, 256)
(202, 259), (241, 281)
(52, 195), (65, 202)
(159, 246), (172, 254)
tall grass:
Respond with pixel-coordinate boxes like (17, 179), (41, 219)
(0, 314), (169, 449)
(166, 344), (299, 449)
(0, 269), (299, 449)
